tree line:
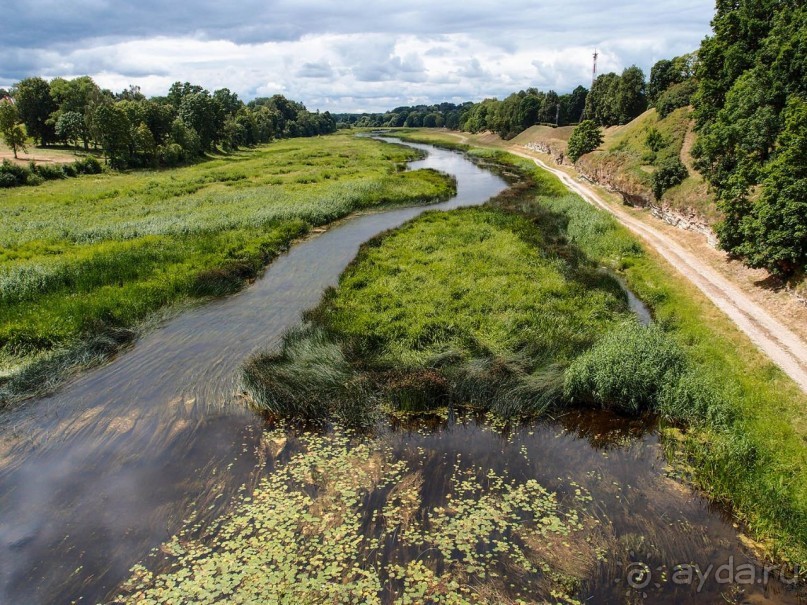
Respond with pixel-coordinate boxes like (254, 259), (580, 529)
(0, 77), (336, 170)
(334, 102), (472, 130)
(691, 0), (806, 277)
(333, 87), (589, 139)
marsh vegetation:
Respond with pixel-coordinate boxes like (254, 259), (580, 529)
(245, 138), (807, 572)
(0, 134), (455, 406)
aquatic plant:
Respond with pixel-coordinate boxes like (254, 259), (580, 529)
(113, 428), (596, 604)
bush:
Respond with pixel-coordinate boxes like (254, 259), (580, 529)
(655, 79), (697, 118)
(159, 143), (184, 167)
(74, 156), (102, 174)
(0, 159), (29, 186)
(651, 156), (688, 200)
(61, 163), (78, 178)
(563, 321), (686, 414)
(0, 172), (17, 188)
(34, 163), (66, 181)
(567, 120), (603, 162)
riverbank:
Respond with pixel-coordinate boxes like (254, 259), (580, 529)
(0, 134), (456, 408)
(390, 131), (807, 567)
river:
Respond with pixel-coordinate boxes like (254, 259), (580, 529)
(0, 139), (798, 604)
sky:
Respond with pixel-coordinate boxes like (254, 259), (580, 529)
(0, 1), (715, 113)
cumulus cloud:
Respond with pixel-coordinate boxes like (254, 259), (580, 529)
(0, 1), (714, 112)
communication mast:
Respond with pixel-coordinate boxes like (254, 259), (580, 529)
(579, 49), (599, 122)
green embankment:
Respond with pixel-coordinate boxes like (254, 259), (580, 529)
(0, 133), (456, 406)
(248, 133), (807, 565)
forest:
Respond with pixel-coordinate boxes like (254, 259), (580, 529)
(0, 78), (336, 179)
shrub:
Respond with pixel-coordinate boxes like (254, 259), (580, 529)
(655, 79), (697, 118)
(0, 172), (17, 188)
(34, 163), (66, 180)
(563, 321), (686, 414)
(74, 156), (102, 174)
(651, 156), (688, 200)
(0, 159), (29, 186)
(159, 143), (184, 167)
(61, 163), (78, 178)
(567, 120), (603, 162)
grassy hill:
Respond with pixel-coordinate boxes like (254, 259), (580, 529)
(519, 107), (718, 228)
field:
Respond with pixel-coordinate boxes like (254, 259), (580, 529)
(0, 134), (456, 405)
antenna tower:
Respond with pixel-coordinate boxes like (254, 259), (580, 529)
(592, 49), (598, 86)
(579, 49), (599, 122)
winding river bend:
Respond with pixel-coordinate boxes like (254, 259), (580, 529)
(0, 140), (798, 604)
(0, 141), (506, 604)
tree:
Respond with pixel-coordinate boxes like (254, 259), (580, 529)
(650, 60), (679, 105)
(91, 103), (132, 167)
(567, 120), (603, 162)
(585, 73), (621, 126)
(616, 66), (648, 124)
(55, 111), (85, 147)
(179, 92), (216, 150)
(13, 77), (56, 145)
(734, 96), (807, 275)
(50, 76), (99, 114)
(0, 101), (27, 158)
(692, 0), (806, 273)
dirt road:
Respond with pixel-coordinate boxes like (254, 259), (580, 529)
(508, 148), (807, 393)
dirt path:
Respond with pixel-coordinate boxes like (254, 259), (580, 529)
(509, 148), (807, 393)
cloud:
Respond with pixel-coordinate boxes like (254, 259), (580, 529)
(296, 62), (334, 79)
(0, 1), (714, 112)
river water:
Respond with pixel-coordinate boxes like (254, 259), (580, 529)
(0, 139), (799, 604)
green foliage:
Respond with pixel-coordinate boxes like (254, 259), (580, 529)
(732, 96), (807, 275)
(693, 1), (806, 274)
(567, 120), (603, 162)
(0, 159), (29, 187)
(655, 79), (697, 118)
(336, 88), (587, 134)
(644, 127), (665, 153)
(0, 154), (102, 189)
(651, 156), (688, 200)
(649, 53), (697, 105)
(6, 74), (336, 171)
(54, 111), (85, 147)
(584, 66), (648, 127)
(0, 101), (27, 158)
(563, 322), (686, 414)
(12, 77), (56, 145)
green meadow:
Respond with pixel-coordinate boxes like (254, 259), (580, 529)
(0, 134), (455, 405)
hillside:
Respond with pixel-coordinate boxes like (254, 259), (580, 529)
(520, 107), (718, 241)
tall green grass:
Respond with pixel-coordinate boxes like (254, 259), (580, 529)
(243, 203), (634, 424)
(0, 134), (456, 406)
